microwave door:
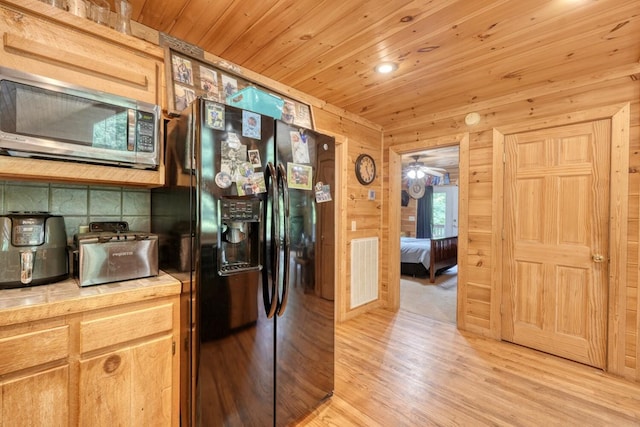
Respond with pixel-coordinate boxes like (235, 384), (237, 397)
(0, 70), (159, 169)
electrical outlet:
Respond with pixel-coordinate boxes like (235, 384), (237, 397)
(351, 221), (356, 231)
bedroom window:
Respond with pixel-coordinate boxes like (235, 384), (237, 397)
(432, 186), (459, 238)
(432, 192), (447, 237)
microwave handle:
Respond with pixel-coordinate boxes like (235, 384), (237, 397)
(127, 109), (136, 152)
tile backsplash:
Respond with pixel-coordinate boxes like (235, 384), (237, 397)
(0, 181), (151, 244)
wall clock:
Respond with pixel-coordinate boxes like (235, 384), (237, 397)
(355, 153), (376, 185)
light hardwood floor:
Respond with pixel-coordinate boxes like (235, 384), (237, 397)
(298, 308), (640, 427)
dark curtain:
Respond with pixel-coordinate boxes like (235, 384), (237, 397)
(416, 186), (433, 238)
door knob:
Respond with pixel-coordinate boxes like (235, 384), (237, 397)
(592, 254), (605, 263)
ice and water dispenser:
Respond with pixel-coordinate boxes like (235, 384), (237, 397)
(218, 198), (262, 275)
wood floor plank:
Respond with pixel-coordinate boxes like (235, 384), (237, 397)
(297, 308), (640, 427)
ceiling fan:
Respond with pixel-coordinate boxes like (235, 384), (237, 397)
(404, 155), (447, 179)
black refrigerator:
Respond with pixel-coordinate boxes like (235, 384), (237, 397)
(152, 98), (335, 426)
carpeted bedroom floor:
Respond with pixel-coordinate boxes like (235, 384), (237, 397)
(400, 266), (457, 324)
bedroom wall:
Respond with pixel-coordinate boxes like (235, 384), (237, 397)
(382, 73), (640, 382)
(400, 197), (417, 237)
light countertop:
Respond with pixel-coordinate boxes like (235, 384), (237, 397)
(0, 271), (181, 327)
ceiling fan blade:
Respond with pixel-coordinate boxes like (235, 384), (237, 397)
(421, 169), (444, 177)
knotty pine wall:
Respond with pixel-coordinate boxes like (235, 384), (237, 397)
(383, 73), (640, 382)
(400, 197), (417, 237)
(313, 109), (384, 322)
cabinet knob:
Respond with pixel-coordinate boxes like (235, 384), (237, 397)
(592, 254), (605, 263)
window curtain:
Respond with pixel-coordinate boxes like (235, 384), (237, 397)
(416, 185), (433, 238)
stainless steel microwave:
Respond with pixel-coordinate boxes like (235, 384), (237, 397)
(0, 67), (160, 169)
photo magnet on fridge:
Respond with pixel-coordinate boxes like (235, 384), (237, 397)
(287, 163), (313, 190)
(205, 102), (225, 130)
(221, 136), (247, 181)
(290, 131), (310, 163)
(248, 149), (262, 169)
(242, 110), (261, 139)
(315, 181), (332, 203)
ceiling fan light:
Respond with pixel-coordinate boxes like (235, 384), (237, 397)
(407, 169), (417, 179)
(416, 170), (425, 179)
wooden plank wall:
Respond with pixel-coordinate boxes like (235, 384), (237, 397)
(400, 199), (417, 237)
(383, 74), (640, 382)
(313, 109), (384, 322)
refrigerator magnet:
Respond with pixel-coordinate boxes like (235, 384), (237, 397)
(315, 181), (332, 203)
(221, 138), (247, 180)
(237, 161), (254, 178)
(287, 163), (312, 190)
(215, 172), (232, 189)
(205, 102), (225, 130)
(236, 172), (266, 196)
(248, 149), (262, 169)
(242, 110), (261, 139)
(290, 131), (310, 163)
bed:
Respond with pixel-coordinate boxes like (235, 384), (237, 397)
(400, 236), (458, 283)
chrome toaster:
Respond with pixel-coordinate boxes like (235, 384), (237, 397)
(70, 222), (158, 287)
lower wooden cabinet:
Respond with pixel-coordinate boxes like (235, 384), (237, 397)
(0, 289), (180, 426)
(2, 365), (70, 425)
(79, 336), (173, 426)
(0, 321), (70, 425)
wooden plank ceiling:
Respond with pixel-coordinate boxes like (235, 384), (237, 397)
(121, 0), (640, 130)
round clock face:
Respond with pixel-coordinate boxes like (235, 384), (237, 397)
(355, 154), (376, 185)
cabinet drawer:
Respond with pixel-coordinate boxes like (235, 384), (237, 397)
(80, 303), (174, 353)
(0, 325), (69, 375)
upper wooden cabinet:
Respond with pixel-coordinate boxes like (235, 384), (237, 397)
(0, 0), (166, 187)
(0, 0), (164, 105)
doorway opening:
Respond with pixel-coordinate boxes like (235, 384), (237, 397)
(399, 146), (460, 324)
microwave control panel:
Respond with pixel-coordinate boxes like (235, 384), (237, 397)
(133, 110), (156, 153)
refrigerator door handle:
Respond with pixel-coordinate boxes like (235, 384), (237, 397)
(276, 162), (291, 316)
(262, 162), (279, 319)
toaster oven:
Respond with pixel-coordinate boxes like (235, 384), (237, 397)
(70, 222), (158, 287)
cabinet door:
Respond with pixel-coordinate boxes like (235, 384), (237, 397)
(79, 335), (173, 426)
(0, 5), (163, 106)
(1, 365), (69, 426)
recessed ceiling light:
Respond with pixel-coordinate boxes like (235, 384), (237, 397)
(375, 62), (398, 74)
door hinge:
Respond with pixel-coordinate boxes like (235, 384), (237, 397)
(172, 341), (176, 355)
(503, 152), (506, 163)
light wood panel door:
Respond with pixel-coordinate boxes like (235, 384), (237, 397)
(502, 119), (610, 368)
